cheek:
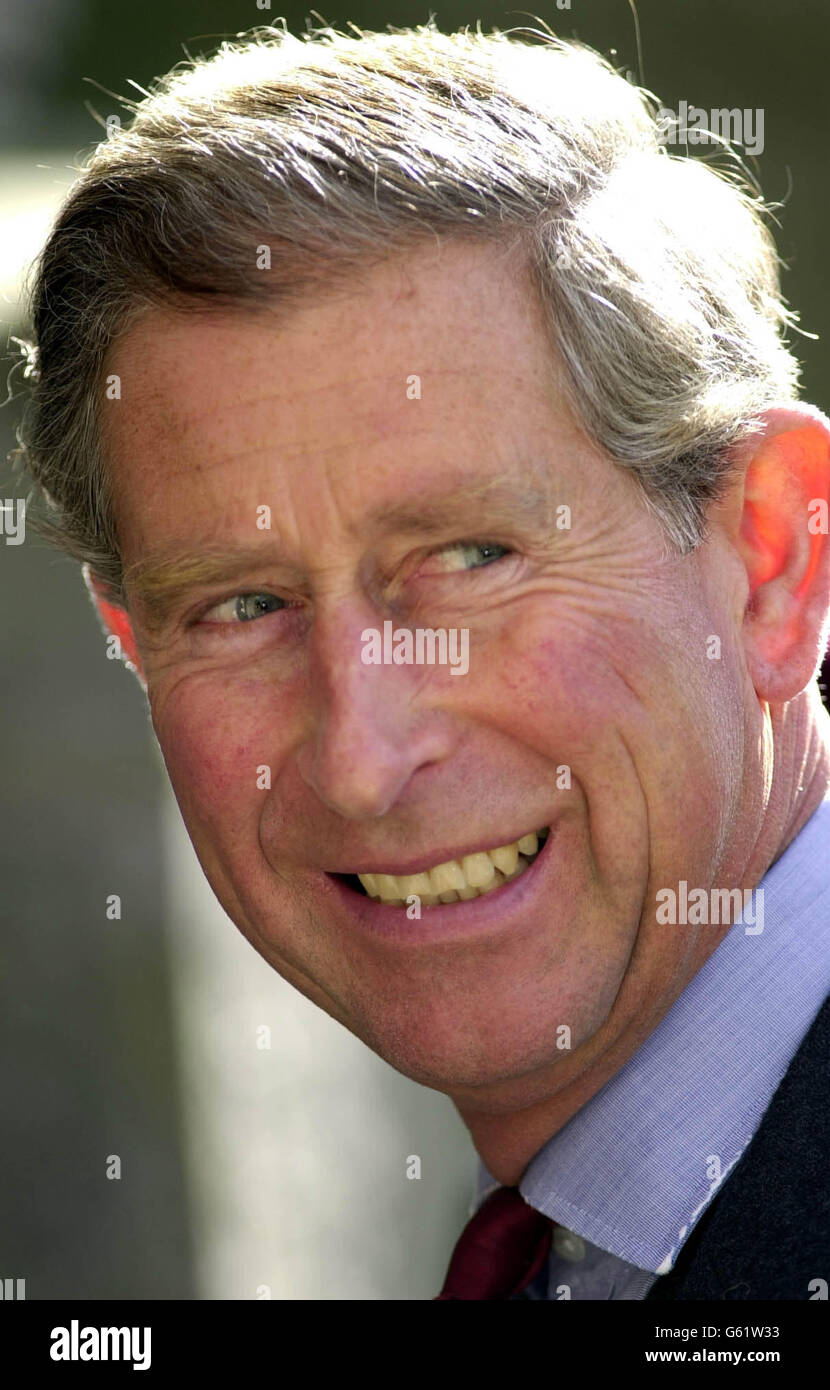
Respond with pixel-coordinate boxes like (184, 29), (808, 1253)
(468, 601), (733, 861)
(151, 676), (288, 838)
(470, 604), (641, 739)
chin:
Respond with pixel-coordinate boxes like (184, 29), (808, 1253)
(351, 999), (594, 1101)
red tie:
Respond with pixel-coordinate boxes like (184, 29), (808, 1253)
(435, 1186), (556, 1300)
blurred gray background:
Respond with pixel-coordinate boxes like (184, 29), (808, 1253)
(2, 0), (830, 1299)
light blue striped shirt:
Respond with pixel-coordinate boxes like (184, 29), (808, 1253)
(474, 794), (830, 1299)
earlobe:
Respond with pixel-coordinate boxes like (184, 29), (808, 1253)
(82, 564), (147, 687)
(731, 406), (830, 703)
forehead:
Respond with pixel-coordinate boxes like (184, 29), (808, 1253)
(106, 236), (551, 392)
(99, 238), (577, 554)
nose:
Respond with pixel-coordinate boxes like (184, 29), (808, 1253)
(296, 600), (456, 820)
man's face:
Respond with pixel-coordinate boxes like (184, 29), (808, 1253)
(102, 239), (751, 1111)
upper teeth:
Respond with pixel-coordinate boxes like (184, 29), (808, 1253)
(357, 829), (547, 906)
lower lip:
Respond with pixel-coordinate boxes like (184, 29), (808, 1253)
(320, 827), (557, 946)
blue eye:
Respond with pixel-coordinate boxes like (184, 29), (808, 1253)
(200, 592), (287, 625)
(233, 594), (285, 622)
(461, 543), (509, 568)
(427, 542), (511, 574)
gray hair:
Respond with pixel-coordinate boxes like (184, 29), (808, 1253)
(11, 20), (801, 602)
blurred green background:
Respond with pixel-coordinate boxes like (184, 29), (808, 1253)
(1, 0), (829, 1300)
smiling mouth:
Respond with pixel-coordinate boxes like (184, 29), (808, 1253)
(339, 828), (550, 907)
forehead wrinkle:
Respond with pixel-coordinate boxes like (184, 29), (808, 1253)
(153, 372), (406, 430)
(141, 415), (444, 486)
(130, 360), (479, 448)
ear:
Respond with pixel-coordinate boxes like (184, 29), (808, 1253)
(82, 564), (147, 688)
(715, 403), (830, 703)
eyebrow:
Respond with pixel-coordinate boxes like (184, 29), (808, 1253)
(367, 476), (550, 534)
(124, 474), (553, 632)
